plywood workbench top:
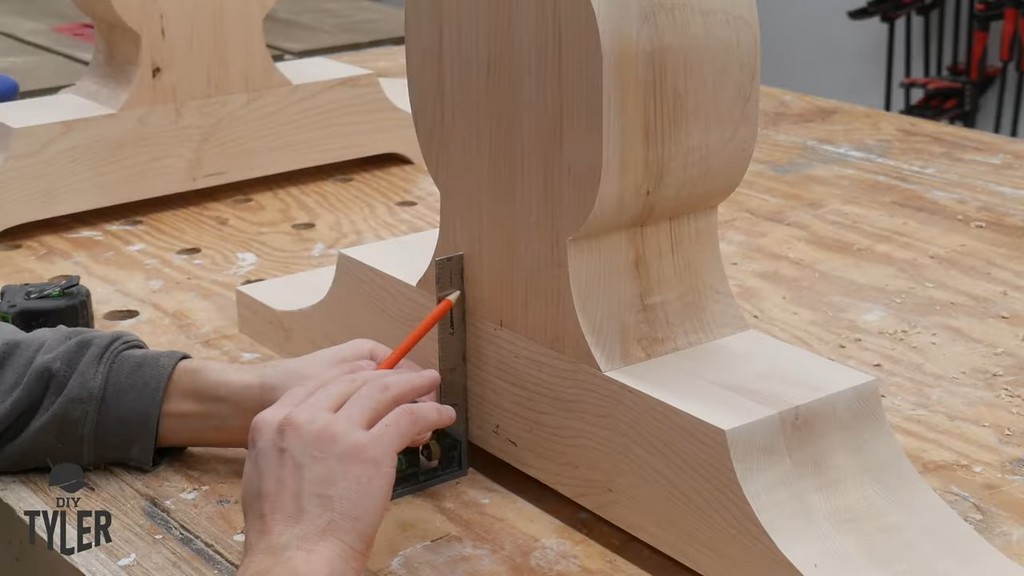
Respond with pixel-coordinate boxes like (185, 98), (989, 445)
(0, 46), (1021, 575)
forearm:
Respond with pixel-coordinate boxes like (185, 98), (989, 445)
(158, 359), (270, 449)
(0, 322), (188, 472)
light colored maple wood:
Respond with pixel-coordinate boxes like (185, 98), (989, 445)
(238, 229), (1024, 576)
(0, 0), (421, 234)
(404, 0), (755, 371)
(0, 148), (685, 576)
(65, 0), (287, 110)
(2, 45), (1022, 576)
(238, 4), (1024, 575)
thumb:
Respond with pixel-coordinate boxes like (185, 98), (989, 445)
(410, 431), (432, 447)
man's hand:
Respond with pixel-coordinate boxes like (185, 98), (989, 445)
(250, 338), (429, 406)
(157, 339), (428, 449)
(236, 366), (456, 576)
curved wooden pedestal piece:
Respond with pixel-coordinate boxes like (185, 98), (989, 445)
(237, 1), (1024, 574)
(0, 0), (421, 233)
(238, 231), (1024, 576)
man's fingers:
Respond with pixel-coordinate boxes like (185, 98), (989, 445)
(337, 359), (383, 375)
(266, 378), (325, 411)
(270, 360), (378, 411)
(339, 370), (442, 429)
(392, 357), (424, 372)
(339, 339), (421, 370)
(294, 365), (390, 414)
(371, 402), (457, 454)
(329, 339), (423, 371)
(333, 339), (394, 363)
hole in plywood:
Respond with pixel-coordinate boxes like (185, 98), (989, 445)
(103, 309), (140, 321)
(333, 175), (354, 184)
(231, 196), (254, 204)
(117, 218), (144, 228)
(291, 222), (316, 231)
(395, 200), (418, 208)
(176, 247), (202, 256)
(0, 242), (23, 252)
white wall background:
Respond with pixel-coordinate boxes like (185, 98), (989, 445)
(759, 0), (1023, 137)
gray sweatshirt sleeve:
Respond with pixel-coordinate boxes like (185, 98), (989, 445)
(0, 321), (190, 473)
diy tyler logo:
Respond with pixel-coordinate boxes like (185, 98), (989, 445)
(23, 463), (114, 555)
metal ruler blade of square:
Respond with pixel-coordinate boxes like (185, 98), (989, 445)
(391, 252), (468, 498)
(435, 252), (469, 463)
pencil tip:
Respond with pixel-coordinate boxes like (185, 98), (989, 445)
(447, 290), (462, 302)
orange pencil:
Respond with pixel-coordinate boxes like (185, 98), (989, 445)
(378, 290), (461, 370)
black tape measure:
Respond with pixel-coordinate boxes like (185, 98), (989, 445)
(0, 276), (94, 333)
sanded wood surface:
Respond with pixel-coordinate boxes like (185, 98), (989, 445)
(0, 45), (1021, 574)
(0, 0), (422, 234)
(242, 4), (1022, 572)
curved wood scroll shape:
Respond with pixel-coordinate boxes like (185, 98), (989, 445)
(66, 0), (289, 110)
(237, 1), (1024, 574)
(0, 0), (421, 234)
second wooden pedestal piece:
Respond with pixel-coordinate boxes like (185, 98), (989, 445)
(0, 0), (421, 233)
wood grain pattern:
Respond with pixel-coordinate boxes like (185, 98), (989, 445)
(66, 0), (289, 110)
(0, 44), (1021, 575)
(735, 89), (1024, 561)
(0, 151), (680, 575)
(0, 62), (421, 235)
(239, 235), (1022, 574)
(405, 0), (756, 371)
(242, 5), (1024, 573)
(0, 1), (422, 234)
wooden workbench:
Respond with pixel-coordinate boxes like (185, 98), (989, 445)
(0, 46), (1021, 575)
